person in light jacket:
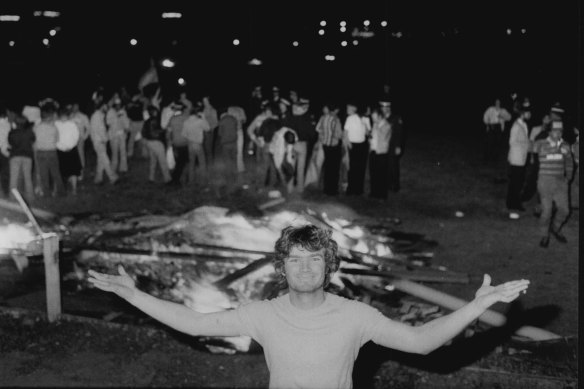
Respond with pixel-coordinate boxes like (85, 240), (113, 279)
(506, 101), (532, 219)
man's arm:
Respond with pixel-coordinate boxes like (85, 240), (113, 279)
(88, 266), (244, 337)
(373, 274), (529, 355)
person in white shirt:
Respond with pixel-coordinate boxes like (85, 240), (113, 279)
(55, 106), (82, 195)
(368, 108), (392, 199)
(506, 101), (532, 219)
(89, 224), (529, 389)
(483, 98), (511, 166)
(343, 102), (369, 195)
(182, 105), (211, 183)
(89, 103), (118, 185)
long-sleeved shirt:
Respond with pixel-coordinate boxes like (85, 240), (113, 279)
(369, 119), (391, 154)
(483, 106), (511, 128)
(90, 110), (108, 144)
(106, 108), (130, 140)
(508, 118), (530, 166)
(533, 136), (574, 178)
(316, 114), (343, 147)
(55, 119), (80, 151)
(285, 113), (316, 143)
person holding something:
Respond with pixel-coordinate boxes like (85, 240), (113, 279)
(89, 225), (529, 389)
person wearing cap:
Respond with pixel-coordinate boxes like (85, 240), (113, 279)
(343, 102), (369, 195)
(506, 101), (532, 219)
(380, 100), (404, 193)
(106, 95), (130, 174)
(532, 118), (574, 247)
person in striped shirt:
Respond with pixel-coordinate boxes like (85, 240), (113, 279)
(532, 120), (574, 248)
(316, 103), (343, 195)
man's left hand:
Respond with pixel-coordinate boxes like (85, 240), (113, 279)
(474, 274), (529, 310)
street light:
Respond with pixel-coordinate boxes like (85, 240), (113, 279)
(130, 39), (138, 46)
(233, 39), (240, 46)
(318, 29), (325, 36)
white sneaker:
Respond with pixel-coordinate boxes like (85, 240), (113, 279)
(509, 212), (520, 220)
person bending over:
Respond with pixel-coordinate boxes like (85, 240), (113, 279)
(89, 225), (529, 389)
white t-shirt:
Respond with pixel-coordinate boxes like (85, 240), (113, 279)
(344, 114), (367, 143)
(55, 119), (80, 151)
(236, 293), (387, 389)
(22, 106), (41, 125)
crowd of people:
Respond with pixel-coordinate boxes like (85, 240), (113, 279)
(482, 96), (579, 248)
(0, 83), (406, 205)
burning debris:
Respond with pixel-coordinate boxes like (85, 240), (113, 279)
(58, 204), (472, 353)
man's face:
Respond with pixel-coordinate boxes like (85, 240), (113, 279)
(284, 246), (326, 294)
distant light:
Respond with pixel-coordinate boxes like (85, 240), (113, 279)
(391, 31), (403, 38)
(161, 12), (182, 19)
(352, 40), (359, 46)
(506, 28), (512, 35)
(0, 15), (20, 22)
(248, 58), (262, 66)
(43, 11), (60, 18)
(318, 29), (325, 36)
(33, 11), (42, 17)
(363, 20), (370, 26)
(320, 20), (326, 27)
(341, 41), (347, 47)
(8, 40), (15, 47)
(324, 55), (336, 61)
(233, 39), (240, 46)
(521, 28), (526, 34)
(178, 78), (186, 86)
(381, 20), (388, 27)
(130, 38), (138, 46)
(292, 41), (299, 47)
(340, 21), (346, 27)
(42, 38), (49, 46)
(49, 29), (57, 36)
(161, 58), (175, 68)
(340, 26), (346, 33)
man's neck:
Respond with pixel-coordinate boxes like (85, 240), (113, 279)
(288, 289), (326, 310)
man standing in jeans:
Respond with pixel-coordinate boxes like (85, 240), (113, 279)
(506, 101), (531, 219)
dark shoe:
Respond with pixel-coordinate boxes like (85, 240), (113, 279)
(551, 231), (567, 243)
(539, 237), (549, 248)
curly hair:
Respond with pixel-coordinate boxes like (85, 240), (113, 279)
(273, 224), (340, 289)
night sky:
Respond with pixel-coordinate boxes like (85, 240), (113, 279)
(0, 1), (581, 132)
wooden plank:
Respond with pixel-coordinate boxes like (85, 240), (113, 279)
(42, 233), (61, 322)
(340, 267), (470, 284)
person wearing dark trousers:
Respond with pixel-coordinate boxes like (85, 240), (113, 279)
(506, 101), (531, 219)
(381, 100), (404, 193)
(344, 103), (369, 195)
(316, 103), (343, 195)
(167, 103), (190, 186)
(369, 108), (391, 199)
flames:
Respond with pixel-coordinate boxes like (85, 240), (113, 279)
(0, 223), (36, 251)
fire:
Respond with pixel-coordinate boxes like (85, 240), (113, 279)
(0, 224), (36, 250)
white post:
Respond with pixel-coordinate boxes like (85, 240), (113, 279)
(42, 232), (61, 322)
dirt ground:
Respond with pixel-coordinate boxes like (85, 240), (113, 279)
(0, 129), (578, 388)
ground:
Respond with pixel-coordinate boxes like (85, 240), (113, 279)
(0, 129), (578, 388)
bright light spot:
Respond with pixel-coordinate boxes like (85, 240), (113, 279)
(161, 58), (175, 68)
(381, 20), (388, 27)
(363, 20), (370, 26)
(248, 58), (262, 66)
(292, 41), (299, 47)
(49, 29), (57, 36)
(506, 28), (512, 35)
(324, 55), (336, 61)
(521, 28), (526, 34)
(393, 31), (403, 38)
(341, 40), (347, 47)
(43, 11), (60, 18)
(352, 40), (359, 46)
(0, 224), (36, 249)
(0, 15), (20, 22)
(340, 26), (346, 32)
(8, 40), (15, 47)
(320, 20), (326, 26)
(42, 38), (49, 46)
(33, 11), (42, 17)
(233, 39), (240, 46)
(130, 38), (138, 46)
(161, 12), (182, 19)
(340, 21), (346, 27)
(178, 78), (186, 86)
(318, 29), (325, 36)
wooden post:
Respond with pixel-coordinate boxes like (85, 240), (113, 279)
(42, 232), (61, 322)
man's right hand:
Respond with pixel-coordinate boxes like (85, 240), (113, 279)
(88, 265), (137, 301)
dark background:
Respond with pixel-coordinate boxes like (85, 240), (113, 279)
(0, 0), (581, 134)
